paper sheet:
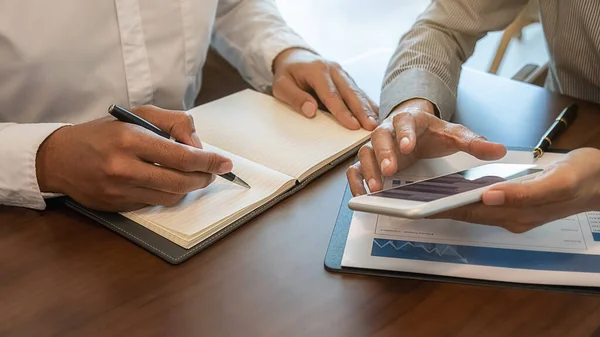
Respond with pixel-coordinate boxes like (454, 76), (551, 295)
(342, 151), (600, 287)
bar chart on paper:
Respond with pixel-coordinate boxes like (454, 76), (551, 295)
(588, 212), (600, 241)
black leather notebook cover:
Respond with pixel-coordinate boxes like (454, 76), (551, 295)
(324, 154), (600, 295)
(65, 143), (363, 264)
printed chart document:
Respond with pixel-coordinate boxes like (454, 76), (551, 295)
(342, 150), (600, 287)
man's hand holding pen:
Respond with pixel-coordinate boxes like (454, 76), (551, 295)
(35, 106), (234, 212)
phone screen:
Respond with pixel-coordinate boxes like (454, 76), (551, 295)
(371, 163), (542, 202)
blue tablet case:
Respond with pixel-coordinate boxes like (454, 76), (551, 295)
(324, 183), (600, 294)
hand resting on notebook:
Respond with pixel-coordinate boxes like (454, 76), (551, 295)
(272, 48), (379, 131)
(35, 106), (233, 212)
(347, 98), (507, 196)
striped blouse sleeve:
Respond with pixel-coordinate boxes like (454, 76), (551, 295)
(380, 0), (530, 121)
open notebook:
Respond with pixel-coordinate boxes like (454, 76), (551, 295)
(66, 89), (370, 262)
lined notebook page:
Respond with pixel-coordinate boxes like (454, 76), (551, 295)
(190, 90), (371, 181)
(121, 143), (295, 248)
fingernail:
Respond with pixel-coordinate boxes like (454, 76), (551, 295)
(301, 101), (316, 117)
(368, 116), (379, 125)
(381, 159), (391, 172)
(191, 132), (203, 148)
(483, 190), (505, 206)
(400, 137), (410, 152)
(368, 178), (379, 191)
(218, 161), (233, 174)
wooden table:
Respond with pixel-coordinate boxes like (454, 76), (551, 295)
(2, 52), (600, 337)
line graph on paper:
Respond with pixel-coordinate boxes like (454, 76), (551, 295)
(373, 239), (468, 264)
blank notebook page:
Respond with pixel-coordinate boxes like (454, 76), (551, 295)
(190, 90), (371, 181)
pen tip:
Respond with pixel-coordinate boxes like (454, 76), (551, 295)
(108, 104), (115, 113)
(236, 177), (251, 189)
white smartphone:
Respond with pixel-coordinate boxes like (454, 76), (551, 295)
(348, 163), (543, 219)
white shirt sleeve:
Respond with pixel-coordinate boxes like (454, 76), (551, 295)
(211, 0), (315, 93)
(0, 123), (70, 210)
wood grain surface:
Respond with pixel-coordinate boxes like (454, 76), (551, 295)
(2, 50), (600, 337)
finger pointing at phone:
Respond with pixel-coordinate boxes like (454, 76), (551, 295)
(347, 98), (507, 196)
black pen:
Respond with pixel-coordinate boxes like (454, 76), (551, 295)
(533, 103), (578, 159)
(108, 104), (250, 189)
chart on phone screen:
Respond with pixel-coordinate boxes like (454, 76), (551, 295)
(376, 175), (594, 253)
(388, 175), (429, 188)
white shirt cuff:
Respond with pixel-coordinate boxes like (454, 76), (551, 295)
(0, 123), (70, 210)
